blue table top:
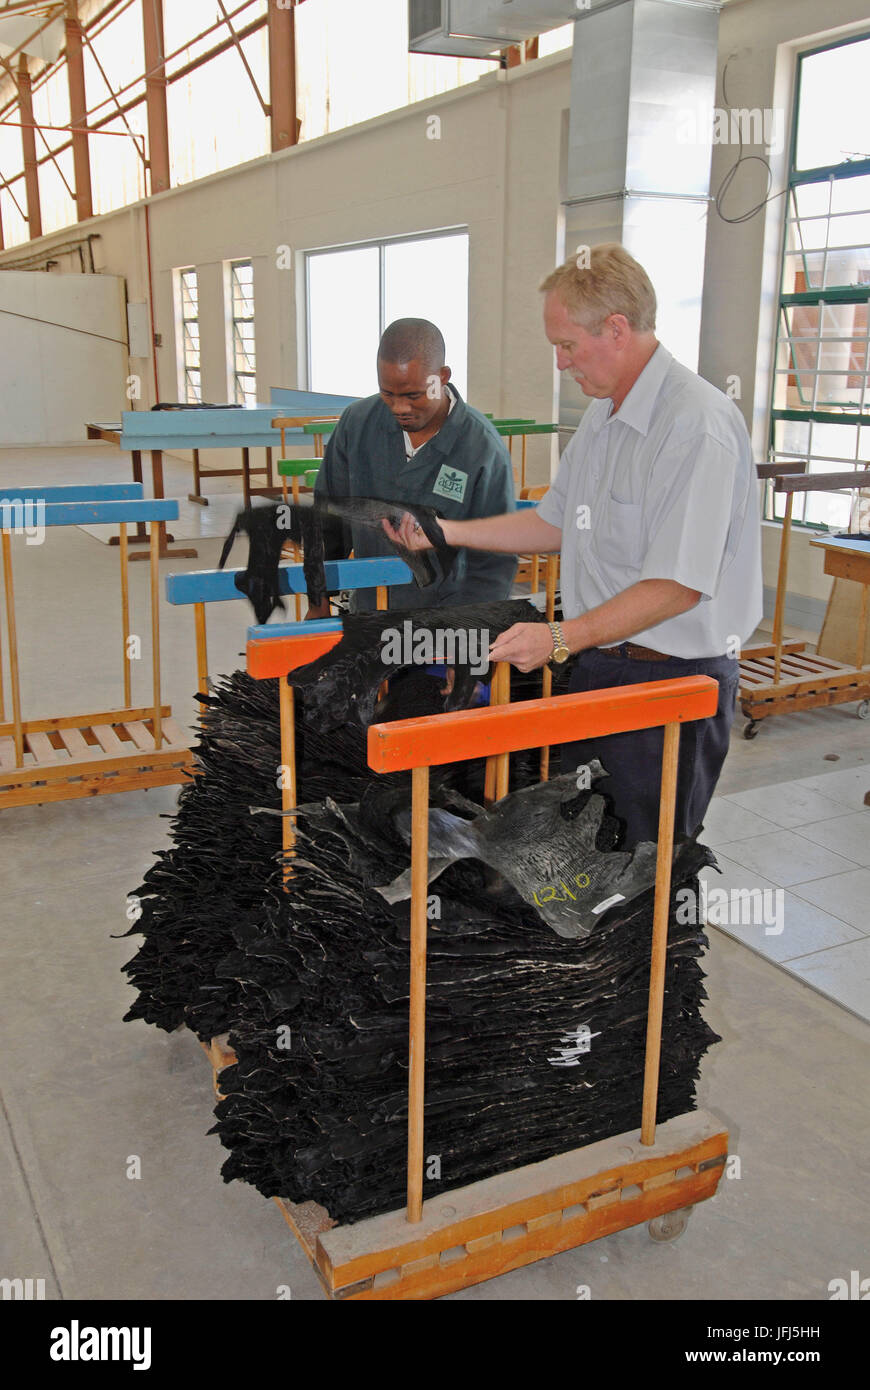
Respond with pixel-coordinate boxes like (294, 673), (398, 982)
(119, 405), (289, 451)
(809, 535), (870, 555)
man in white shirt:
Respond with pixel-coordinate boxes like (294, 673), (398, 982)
(388, 244), (762, 846)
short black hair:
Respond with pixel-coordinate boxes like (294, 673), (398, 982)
(378, 318), (446, 371)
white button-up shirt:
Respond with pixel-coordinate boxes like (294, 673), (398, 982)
(536, 344), (763, 658)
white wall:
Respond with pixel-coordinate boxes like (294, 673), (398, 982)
(0, 270), (127, 445)
(0, 55), (569, 481)
(3, 0), (869, 595)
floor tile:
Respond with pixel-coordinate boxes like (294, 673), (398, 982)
(793, 766), (870, 813)
(794, 812), (870, 867)
(789, 868), (870, 933)
(726, 780), (857, 829)
(712, 830), (858, 887)
(700, 858), (863, 963)
(698, 796), (778, 848)
(786, 937), (870, 1023)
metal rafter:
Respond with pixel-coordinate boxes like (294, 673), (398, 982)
(214, 0), (269, 118)
(16, 53), (41, 235)
(78, 8), (146, 166)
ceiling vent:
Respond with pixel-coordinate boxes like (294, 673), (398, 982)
(409, 1), (578, 58)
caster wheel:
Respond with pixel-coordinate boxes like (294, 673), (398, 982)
(648, 1207), (692, 1243)
(743, 719), (760, 739)
(857, 701), (870, 720)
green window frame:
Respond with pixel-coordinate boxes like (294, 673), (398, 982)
(768, 32), (870, 531)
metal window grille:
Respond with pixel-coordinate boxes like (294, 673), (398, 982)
(179, 267), (201, 404)
(230, 259), (256, 406)
(768, 33), (870, 529)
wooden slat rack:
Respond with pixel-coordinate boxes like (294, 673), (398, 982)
(739, 468), (870, 736)
(0, 488), (194, 809)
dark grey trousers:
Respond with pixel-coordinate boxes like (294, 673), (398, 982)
(560, 646), (740, 848)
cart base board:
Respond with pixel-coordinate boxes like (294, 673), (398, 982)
(0, 707), (195, 808)
(315, 1110), (727, 1299)
(201, 1035), (726, 1301)
(739, 644), (870, 722)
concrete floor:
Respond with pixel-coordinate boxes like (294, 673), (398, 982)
(1, 444), (869, 1301)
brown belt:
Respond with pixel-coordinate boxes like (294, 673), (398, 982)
(597, 643), (672, 662)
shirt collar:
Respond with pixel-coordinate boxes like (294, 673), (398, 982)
(590, 342), (671, 437)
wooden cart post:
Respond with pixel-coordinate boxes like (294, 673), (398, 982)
(641, 720), (680, 1146)
(120, 522), (133, 708)
(279, 678), (297, 883)
(540, 552), (560, 782)
(407, 763), (430, 1222)
(194, 603), (209, 709)
(1, 527), (24, 766)
(150, 524), (163, 750)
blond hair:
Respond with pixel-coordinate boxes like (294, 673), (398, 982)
(540, 243), (657, 334)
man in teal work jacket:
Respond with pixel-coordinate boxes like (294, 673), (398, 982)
(310, 317), (517, 614)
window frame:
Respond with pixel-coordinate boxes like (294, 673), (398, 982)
(767, 31), (870, 529)
(228, 257), (257, 406)
(178, 267), (202, 405)
(303, 226), (469, 392)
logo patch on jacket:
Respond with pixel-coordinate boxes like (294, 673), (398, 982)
(432, 465), (468, 503)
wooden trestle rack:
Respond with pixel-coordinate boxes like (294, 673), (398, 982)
(739, 465), (870, 736)
(0, 485), (193, 809)
(205, 624), (728, 1301)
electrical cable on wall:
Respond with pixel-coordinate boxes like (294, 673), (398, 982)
(714, 55), (788, 225)
(0, 306), (128, 347)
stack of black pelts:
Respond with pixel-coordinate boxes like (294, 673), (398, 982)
(211, 792), (718, 1226)
(121, 671), (389, 1041)
(122, 664), (557, 1041)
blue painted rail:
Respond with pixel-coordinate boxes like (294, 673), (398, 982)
(165, 554), (412, 710)
(0, 484), (143, 504)
(165, 556), (411, 606)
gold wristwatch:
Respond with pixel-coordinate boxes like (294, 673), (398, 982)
(548, 621), (571, 664)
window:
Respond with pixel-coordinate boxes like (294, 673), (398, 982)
(769, 33), (870, 529)
(178, 269), (201, 404)
(229, 260), (257, 406)
(306, 230), (470, 398)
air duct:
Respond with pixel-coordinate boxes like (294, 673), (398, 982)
(560, 0), (721, 425)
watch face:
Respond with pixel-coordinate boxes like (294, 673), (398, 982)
(554, 647), (570, 664)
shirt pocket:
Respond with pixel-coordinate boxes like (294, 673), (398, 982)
(595, 492), (644, 570)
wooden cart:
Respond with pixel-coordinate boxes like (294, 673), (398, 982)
(739, 467), (870, 737)
(239, 627), (727, 1299)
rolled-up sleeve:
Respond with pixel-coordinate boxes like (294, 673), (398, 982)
(639, 433), (738, 600)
